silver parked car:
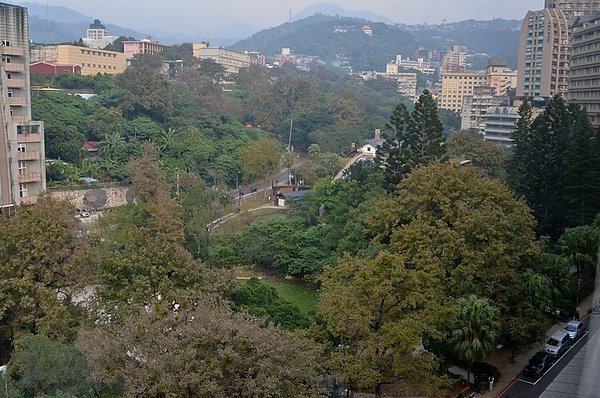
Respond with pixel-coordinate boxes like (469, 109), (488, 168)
(544, 330), (571, 357)
(564, 320), (585, 340)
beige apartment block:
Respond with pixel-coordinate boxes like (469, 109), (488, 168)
(30, 45), (126, 75)
(517, 9), (571, 97)
(192, 42), (250, 74)
(0, 3), (46, 207)
(439, 71), (488, 112)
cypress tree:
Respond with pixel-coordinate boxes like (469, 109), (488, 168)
(406, 89), (445, 166)
(508, 100), (534, 196)
(376, 102), (411, 189)
(376, 90), (446, 190)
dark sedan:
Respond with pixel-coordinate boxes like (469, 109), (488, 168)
(524, 351), (554, 377)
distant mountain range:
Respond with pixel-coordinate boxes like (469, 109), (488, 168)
(232, 15), (521, 71)
(15, 1), (247, 46)
(12, 1), (521, 72)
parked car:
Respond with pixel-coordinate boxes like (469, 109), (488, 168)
(544, 330), (571, 357)
(564, 320), (585, 340)
(524, 351), (554, 377)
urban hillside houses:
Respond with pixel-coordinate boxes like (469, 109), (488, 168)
(0, 2), (46, 207)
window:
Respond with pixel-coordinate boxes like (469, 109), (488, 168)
(19, 183), (27, 198)
(2, 56), (10, 63)
(17, 144), (26, 152)
(1, 40), (10, 46)
(6, 72), (11, 79)
(18, 161), (26, 176)
(7, 89), (12, 98)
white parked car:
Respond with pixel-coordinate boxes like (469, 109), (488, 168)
(564, 320), (585, 340)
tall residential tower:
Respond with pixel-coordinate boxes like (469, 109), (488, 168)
(0, 2), (45, 207)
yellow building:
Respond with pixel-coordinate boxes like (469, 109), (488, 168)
(192, 42), (250, 74)
(439, 71), (488, 112)
(30, 45), (126, 75)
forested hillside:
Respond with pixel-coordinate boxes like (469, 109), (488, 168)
(232, 15), (521, 70)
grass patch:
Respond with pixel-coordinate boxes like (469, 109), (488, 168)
(261, 279), (318, 315)
(214, 208), (287, 235)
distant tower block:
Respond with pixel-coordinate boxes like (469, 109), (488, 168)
(289, 9), (292, 22)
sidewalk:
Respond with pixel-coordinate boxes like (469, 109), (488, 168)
(483, 293), (598, 398)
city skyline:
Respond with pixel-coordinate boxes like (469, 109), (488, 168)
(23, 0), (537, 36)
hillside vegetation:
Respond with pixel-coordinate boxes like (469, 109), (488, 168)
(232, 15), (521, 70)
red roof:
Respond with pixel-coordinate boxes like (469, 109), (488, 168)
(83, 141), (99, 151)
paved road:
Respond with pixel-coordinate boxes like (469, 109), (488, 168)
(501, 314), (600, 398)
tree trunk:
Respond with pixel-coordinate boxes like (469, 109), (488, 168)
(375, 383), (382, 398)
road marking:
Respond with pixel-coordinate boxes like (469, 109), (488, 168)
(516, 331), (589, 386)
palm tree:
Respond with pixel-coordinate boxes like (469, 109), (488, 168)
(559, 226), (600, 306)
(450, 295), (500, 384)
(99, 132), (126, 161)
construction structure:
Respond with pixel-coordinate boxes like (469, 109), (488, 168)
(0, 2), (46, 207)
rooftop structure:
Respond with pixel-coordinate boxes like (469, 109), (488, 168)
(81, 19), (118, 49)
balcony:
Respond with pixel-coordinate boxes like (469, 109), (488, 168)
(17, 133), (42, 143)
(8, 96), (26, 106)
(5, 78), (25, 88)
(2, 63), (24, 72)
(16, 150), (40, 161)
(19, 173), (41, 183)
(0, 46), (24, 56)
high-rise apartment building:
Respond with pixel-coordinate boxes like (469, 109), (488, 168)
(439, 71), (489, 112)
(545, 0), (600, 16)
(440, 45), (468, 73)
(568, 14), (600, 127)
(460, 86), (508, 132)
(0, 3), (45, 207)
(517, 9), (571, 97)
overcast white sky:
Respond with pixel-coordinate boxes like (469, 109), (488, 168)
(35, 0), (540, 33)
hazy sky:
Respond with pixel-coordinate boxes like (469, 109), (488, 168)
(35, 0), (539, 34)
